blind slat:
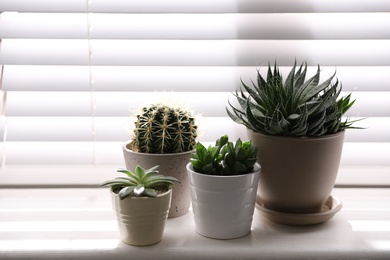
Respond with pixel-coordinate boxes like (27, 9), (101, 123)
(2, 0), (390, 13)
(3, 65), (389, 92)
(4, 142), (95, 164)
(2, 65), (90, 91)
(6, 91), (390, 118)
(0, 39), (89, 65)
(6, 92), (92, 116)
(2, 39), (390, 66)
(6, 117), (94, 141)
(89, 0), (390, 13)
(4, 141), (390, 166)
(4, 116), (387, 143)
(2, 13), (389, 40)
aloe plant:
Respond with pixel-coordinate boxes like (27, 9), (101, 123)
(227, 61), (359, 136)
(132, 103), (198, 153)
(100, 165), (180, 199)
(190, 134), (258, 176)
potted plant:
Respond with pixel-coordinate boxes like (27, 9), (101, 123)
(123, 102), (198, 218)
(101, 165), (180, 246)
(186, 134), (260, 239)
(227, 60), (361, 221)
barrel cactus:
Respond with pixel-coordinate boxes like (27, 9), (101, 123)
(132, 103), (198, 154)
(227, 60), (359, 137)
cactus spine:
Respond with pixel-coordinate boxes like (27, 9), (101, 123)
(132, 103), (198, 154)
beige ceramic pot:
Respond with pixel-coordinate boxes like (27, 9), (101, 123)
(111, 189), (172, 246)
(123, 142), (192, 218)
(247, 130), (345, 214)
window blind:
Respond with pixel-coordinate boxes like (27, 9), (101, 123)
(0, 0), (389, 186)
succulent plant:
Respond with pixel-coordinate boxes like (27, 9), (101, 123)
(132, 103), (198, 154)
(100, 165), (180, 199)
(190, 134), (258, 176)
(227, 61), (359, 137)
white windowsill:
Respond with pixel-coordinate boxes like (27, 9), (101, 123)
(0, 187), (389, 259)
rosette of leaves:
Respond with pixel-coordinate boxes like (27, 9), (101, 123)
(190, 135), (258, 176)
(227, 60), (359, 137)
(132, 103), (198, 154)
(100, 165), (180, 199)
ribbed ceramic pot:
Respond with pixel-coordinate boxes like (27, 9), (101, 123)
(111, 189), (172, 246)
(123, 142), (192, 218)
(247, 129), (345, 214)
(187, 163), (261, 239)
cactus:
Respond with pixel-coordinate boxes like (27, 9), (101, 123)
(190, 134), (258, 176)
(132, 103), (198, 154)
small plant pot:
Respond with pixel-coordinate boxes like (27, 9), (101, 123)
(186, 163), (261, 239)
(123, 143), (192, 218)
(110, 189), (172, 246)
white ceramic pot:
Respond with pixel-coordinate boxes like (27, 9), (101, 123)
(111, 189), (172, 246)
(186, 163), (261, 239)
(123, 143), (192, 218)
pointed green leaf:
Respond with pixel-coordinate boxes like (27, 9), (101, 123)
(118, 186), (136, 200)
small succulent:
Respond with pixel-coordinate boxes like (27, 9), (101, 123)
(100, 165), (180, 199)
(132, 103), (198, 154)
(227, 60), (359, 137)
(190, 134), (258, 176)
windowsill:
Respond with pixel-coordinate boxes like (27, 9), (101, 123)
(1, 187), (389, 259)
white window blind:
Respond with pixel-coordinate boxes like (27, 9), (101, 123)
(0, 0), (389, 186)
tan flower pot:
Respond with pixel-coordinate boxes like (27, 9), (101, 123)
(247, 130), (345, 214)
(123, 143), (192, 218)
(111, 189), (172, 246)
